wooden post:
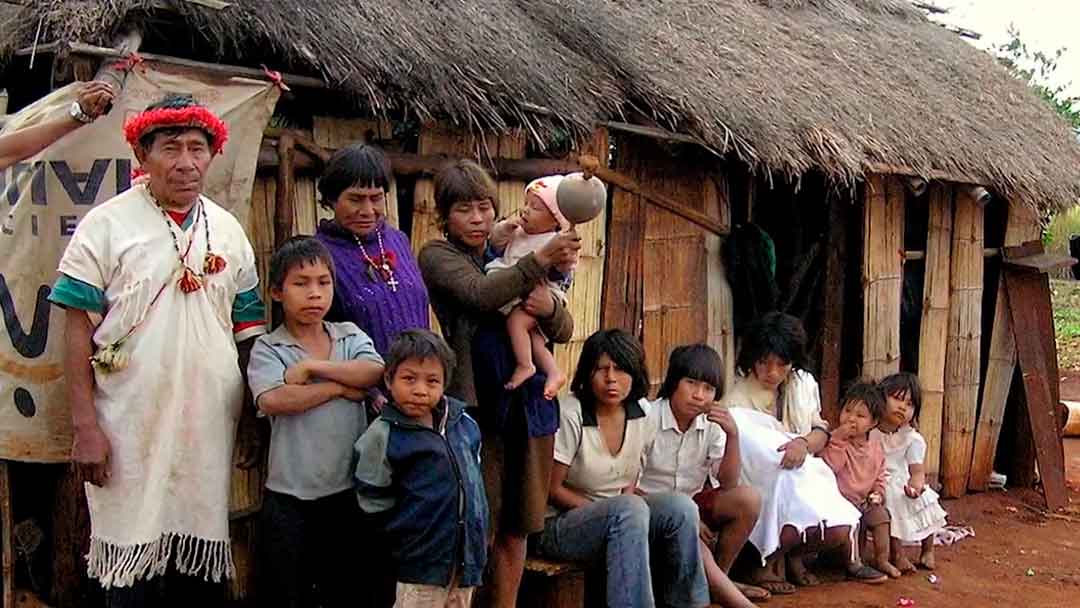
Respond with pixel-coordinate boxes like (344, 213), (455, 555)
(969, 204), (1041, 491)
(272, 133), (296, 251)
(600, 148), (646, 336)
(917, 183), (954, 488)
(861, 174), (903, 379)
(704, 172), (735, 394)
(819, 190), (848, 425)
(0, 462), (11, 608)
(1002, 242), (1072, 510)
(940, 186), (984, 498)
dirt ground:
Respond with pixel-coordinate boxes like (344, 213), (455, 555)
(757, 379), (1080, 608)
(762, 487), (1079, 608)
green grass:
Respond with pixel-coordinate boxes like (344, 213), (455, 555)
(1051, 279), (1080, 371)
(1045, 206), (1080, 255)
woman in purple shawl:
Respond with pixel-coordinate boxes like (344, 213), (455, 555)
(313, 144), (427, 608)
(315, 144), (429, 357)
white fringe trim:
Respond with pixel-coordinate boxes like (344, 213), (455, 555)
(87, 533), (235, 589)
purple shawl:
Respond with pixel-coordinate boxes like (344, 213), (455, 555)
(316, 219), (430, 355)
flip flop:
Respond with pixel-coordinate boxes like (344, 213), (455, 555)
(734, 582), (772, 602)
(847, 564), (888, 584)
(754, 580), (796, 595)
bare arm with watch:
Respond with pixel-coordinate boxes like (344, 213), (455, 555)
(0, 80), (114, 170)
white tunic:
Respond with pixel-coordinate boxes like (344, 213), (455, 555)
(57, 184), (261, 587)
(729, 407), (860, 562)
(872, 426), (948, 543)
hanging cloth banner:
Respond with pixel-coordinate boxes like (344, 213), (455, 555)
(0, 61), (280, 462)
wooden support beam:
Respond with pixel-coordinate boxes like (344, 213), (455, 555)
(90, 31), (143, 93)
(1003, 241), (1067, 511)
(18, 40), (326, 89)
(940, 186), (984, 498)
(819, 191), (848, 426)
(904, 247), (1000, 261)
(863, 162), (984, 187)
(258, 139), (579, 182)
(258, 140), (729, 237)
(861, 174), (904, 379)
(579, 155), (728, 237)
(969, 204), (1041, 491)
(917, 183), (953, 488)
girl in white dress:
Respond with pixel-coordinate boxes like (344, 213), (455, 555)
(872, 373), (948, 572)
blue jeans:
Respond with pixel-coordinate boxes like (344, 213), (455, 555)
(537, 494), (710, 608)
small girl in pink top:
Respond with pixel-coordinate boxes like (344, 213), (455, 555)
(819, 381), (901, 583)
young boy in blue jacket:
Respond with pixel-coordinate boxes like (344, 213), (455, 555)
(354, 329), (488, 608)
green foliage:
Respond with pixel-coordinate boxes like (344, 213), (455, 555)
(1045, 206), (1080, 250)
(1051, 279), (1080, 371)
(995, 26), (1080, 130)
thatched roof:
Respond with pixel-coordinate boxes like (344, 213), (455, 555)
(3, 0), (1080, 209)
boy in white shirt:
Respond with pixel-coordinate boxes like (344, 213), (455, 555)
(640, 344), (767, 605)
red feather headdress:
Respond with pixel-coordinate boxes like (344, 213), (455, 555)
(123, 105), (229, 155)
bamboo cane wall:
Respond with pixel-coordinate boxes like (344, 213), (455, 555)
(858, 175), (1043, 498)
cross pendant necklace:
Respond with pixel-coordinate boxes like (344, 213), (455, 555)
(354, 229), (399, 292)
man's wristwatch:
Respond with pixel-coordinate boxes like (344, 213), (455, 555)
(69, 101), (94, 124)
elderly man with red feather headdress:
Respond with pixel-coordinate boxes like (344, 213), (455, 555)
(49, 94), (266, 607)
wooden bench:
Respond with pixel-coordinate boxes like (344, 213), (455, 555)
(518, 557), (586, 608)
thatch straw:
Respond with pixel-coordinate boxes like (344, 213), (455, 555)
(2, 0), (1079, 209)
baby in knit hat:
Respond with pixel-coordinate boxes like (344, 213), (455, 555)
(486, 174), (578, 398)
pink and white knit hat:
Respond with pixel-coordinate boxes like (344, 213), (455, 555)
(525, 175), (571, 231)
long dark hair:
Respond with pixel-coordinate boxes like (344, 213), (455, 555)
(735, 311), (808, 375)
(570, 329), (649, 411)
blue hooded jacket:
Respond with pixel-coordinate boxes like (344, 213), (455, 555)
(354, 396), (488, 587)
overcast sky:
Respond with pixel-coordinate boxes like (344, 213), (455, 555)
(928, 1), (1080, 99)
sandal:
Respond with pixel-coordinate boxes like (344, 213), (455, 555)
(734, 582), (772, 602)
(847, 564), (888, 584)
(754, 580), (796, 595)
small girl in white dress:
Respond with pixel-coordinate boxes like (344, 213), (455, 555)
(872, 372), (948, 572)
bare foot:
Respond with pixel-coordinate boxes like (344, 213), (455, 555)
(543, 369), (567, 400)
(732, 582), (771, 602)
(786, 554), (820, 586)
(872, 559), (903, 578)
(894, 554), (917, 574)
(504, 363), (536, 391)
(918, 551), (936, 570)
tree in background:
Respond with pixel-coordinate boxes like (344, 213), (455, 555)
(995, 26), (1080, 130)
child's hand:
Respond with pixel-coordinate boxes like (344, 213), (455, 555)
(904, 480), (925, 498)
(370, 392), (388, 413)
(869, 491), (883, 506)
(284, 361), (311, 385)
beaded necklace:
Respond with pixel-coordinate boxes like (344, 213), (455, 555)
(150, 187), (228, 293)
(353, 228), (398, 292)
